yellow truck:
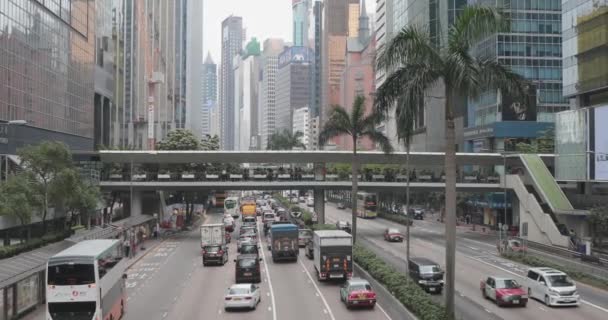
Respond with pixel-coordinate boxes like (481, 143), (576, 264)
(240, 202), (257, 218)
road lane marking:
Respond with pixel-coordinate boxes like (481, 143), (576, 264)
(469, 255), (608, 313)
(258, 222), (278, 320)
(298, 259), (336, 320)
(376, 303), (393, 320)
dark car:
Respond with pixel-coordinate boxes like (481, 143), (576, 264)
(202, 245), (228, 266)
(412, 208), (424, 220)
(239, 243), (260, 258)
(336, 220), (351, 234)
(234, 254), (263, 283)
(408, 257), (444, 294)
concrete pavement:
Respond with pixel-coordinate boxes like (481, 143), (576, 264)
(324, 203), (608, 320)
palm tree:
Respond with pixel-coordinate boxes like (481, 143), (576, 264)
(267, 130), (306, 150)
(374, 6), (527, 317)
(319, 95), (393, 243)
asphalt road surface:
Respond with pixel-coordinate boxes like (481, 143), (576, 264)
(122, 211), (396, 320)
(323, 202), (608, 320)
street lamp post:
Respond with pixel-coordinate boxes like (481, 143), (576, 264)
(3, 120), (27, 181)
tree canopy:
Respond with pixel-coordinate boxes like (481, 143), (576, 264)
(267, 130), (306, 150)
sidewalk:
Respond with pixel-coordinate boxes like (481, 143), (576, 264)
(19, 236), (167, 320)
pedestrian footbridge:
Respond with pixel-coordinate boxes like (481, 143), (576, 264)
(87, 151), (584, 248)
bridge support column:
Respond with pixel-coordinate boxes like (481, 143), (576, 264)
(314, 189), (325, 224)
(130, 190), (143, 217)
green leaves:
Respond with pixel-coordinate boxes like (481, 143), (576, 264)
(354, 245), (448, 320)
(319, 96), (392, 154)
(156, 129), (201, 150)
(0, 173), (39, 225)
(267, 130), (306, 150)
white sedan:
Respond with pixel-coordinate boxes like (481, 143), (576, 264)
(224, 284), (261, 311)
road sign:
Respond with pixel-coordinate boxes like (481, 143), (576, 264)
(502, 224), (509, 231)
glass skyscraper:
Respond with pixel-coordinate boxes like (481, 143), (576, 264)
(0, 0), (96, 152)
(464, 0), (568, 153)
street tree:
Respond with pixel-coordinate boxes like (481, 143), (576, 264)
(200, 134), (220, 151)
(319, 95), (393, 243)
(18, 141), (73, 233)
(589, 206), (608, 247)
(156, 129), (204, 224)
(53, 169), (100, 229)
(0, 173), (40, 242)
(374, 6), (527, 317)
(267, 130), (306, 150)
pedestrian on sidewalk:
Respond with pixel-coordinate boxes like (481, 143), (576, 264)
(123, 238), (130, 258)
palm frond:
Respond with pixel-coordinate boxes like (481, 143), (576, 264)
(394, 95), (418, 148)
(351, 95), (366, 130)
(360, 127), (394, 154)
(475, 57), (528, 99)
(376, 25), (440, 72)
(448, 5), (507, 52)
(318, 105), (352, 147)
(374, 62), (441, 115)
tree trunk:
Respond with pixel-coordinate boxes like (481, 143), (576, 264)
(405, 145), (411, 272)
(351, 138), (359, 244)
(42, 189), (49, 234)
(444, 93), (457, 320)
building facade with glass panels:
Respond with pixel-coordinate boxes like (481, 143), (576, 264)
(465, 0), (569, 154)
(0, 0), (96, 153)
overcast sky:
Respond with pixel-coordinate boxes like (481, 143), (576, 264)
(203, 0), (376, 65)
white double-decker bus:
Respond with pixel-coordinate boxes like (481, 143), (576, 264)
(46, 239), (127, 320)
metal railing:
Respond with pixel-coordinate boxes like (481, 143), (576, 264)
(513, 237), (608, 280)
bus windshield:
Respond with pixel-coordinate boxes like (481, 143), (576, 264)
(364, 195), (377, 210)
(47, 263), (95, 286)
(225, 199), (237, 209)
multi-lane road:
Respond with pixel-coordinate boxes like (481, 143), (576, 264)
(122, 211), (400, 320)
(322, 202), (608, 320)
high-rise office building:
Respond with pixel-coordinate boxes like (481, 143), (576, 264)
(220, 16), (244, 150)
(321, 0), (360, 124)
(259, 39), (286, 149)
(551, 0), (608, 183)
(276, 47), (313, 133)
(293, 107), (311, 147)
(464, 0), (568, 153)
(94, 0), (116, 150)
(234, 39), (261, 151)
(186, 0), (204, 138)
(374, 0), (400, 150)
(202, 53), (218, 136)
(113, 0), (187, 150)
(311, 1), (324, 119)
(337, 0), (375, 151)
(562, 0), (608, 107)
(0, 0), (96, 155)
(293, 0), (311, 46)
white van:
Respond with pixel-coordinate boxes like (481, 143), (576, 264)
(262, 212), (276, 224)
(526, 267), (579, 306)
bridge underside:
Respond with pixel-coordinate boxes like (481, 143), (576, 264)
(99, 181), (503, 193)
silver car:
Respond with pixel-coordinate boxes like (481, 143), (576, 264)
(224, 284), (261, 311)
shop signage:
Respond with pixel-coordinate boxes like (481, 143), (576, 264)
(463, 125), (494, 139)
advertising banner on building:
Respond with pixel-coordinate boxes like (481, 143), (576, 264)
(278, 47), (313, 68)
(555, 109), (588, 181)
(594, 105), (608, 180)
(500, 85), (537, 121)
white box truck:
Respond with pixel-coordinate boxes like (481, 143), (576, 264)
(200, 224), (227, 266)
(313, 230), (353, 281)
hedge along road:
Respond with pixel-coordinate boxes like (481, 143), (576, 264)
(324, 203), (608, 320)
